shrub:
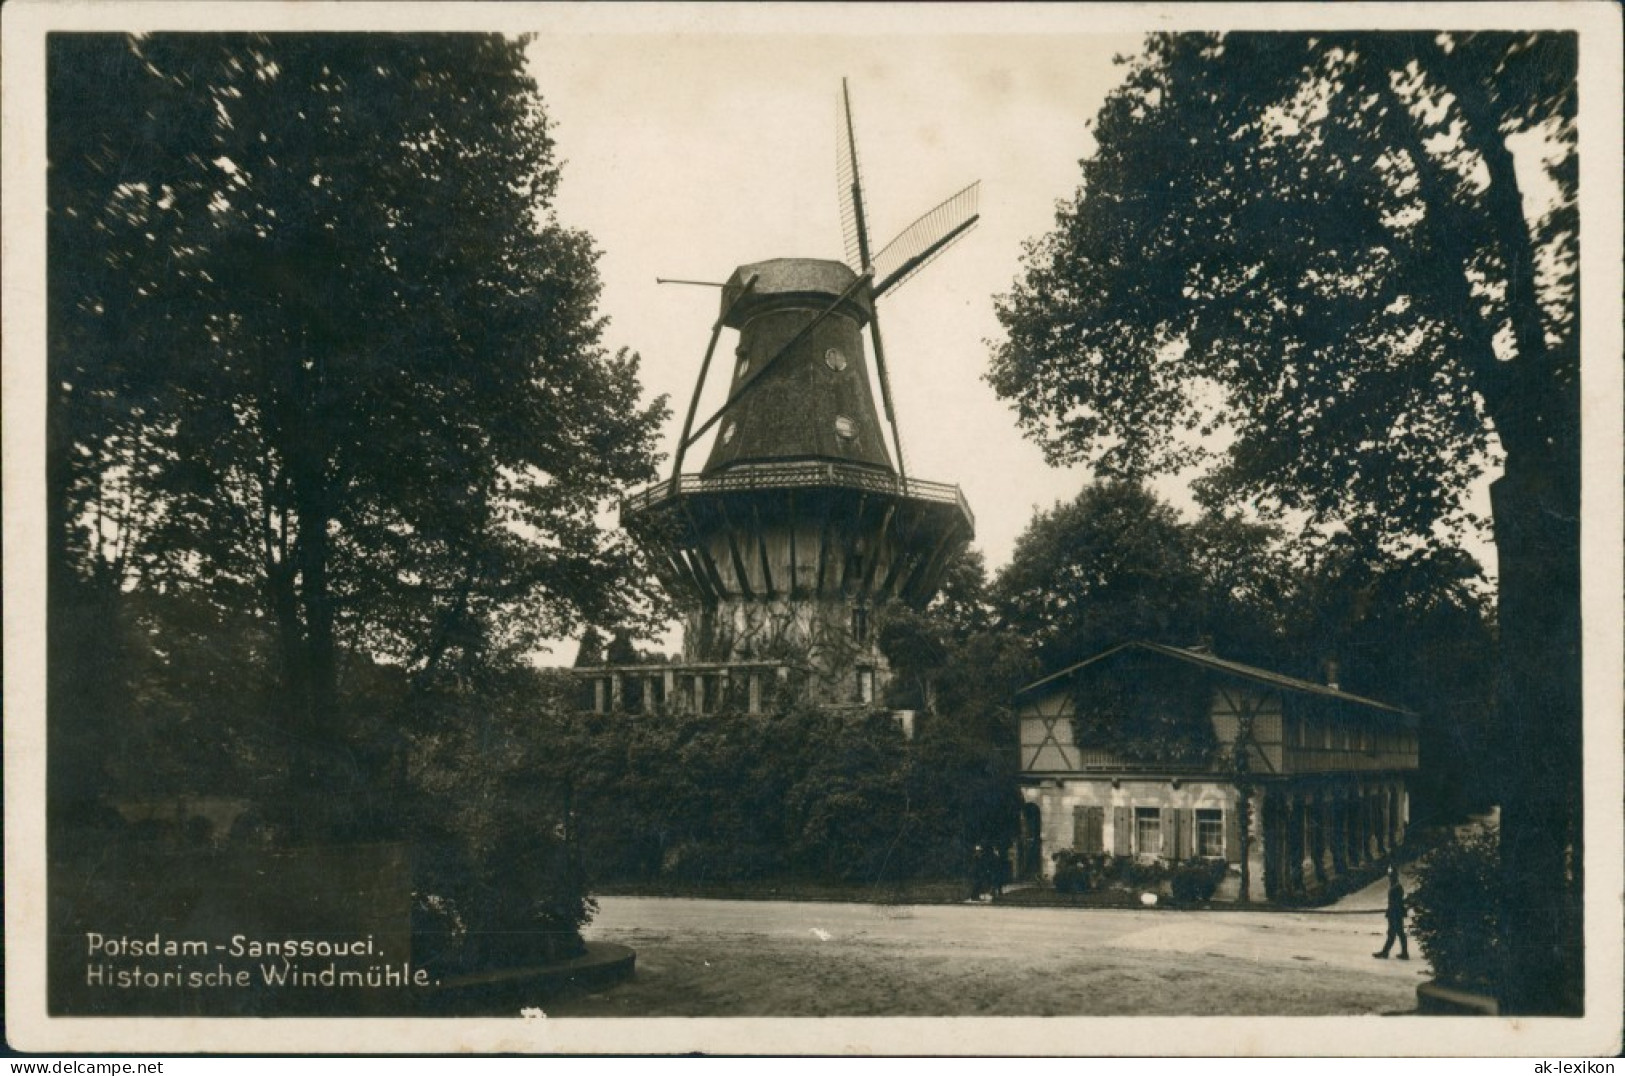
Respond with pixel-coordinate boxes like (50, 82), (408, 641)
(662, 840), (785, 884)
(1169, 858), (1228, 903)
(403, 677), (599, 974)
(1126, 857), (1170, 889)
(1052, 851), (1091, 893)
(1409, 825), (1500, 991)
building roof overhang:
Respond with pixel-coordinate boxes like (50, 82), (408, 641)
(1016, 640), (1415, 720)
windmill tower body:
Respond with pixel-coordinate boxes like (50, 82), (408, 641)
(606, 82), (977, 714)
(624, 259), (973, 707)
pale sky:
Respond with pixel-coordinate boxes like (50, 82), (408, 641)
(524, 30), (1145, 656)
(517, 16), (1562, 661)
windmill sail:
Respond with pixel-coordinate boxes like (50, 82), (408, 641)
(836, 79), (872, 271)
(834, 79), (980, 483)
(871, 181), (980, 299)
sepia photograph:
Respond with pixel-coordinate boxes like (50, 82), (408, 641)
(4, 1), (1621, 1057)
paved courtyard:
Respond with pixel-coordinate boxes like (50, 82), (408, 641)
(545, 872), (1429, 1017)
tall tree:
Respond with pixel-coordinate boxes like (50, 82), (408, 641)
(49, 34), (668, 834)
(993, 481), (1206, 670)
(988, 32), (1578, 1012)
(1285, 540), (1499, 822)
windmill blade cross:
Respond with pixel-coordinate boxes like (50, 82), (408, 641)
(870, 181), (981, 299)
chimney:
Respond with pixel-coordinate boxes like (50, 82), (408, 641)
(1323, 659), (1341, 692)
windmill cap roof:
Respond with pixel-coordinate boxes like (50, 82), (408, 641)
(722, 259), (873, 328)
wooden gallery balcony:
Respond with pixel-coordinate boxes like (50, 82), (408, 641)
(621, 460), (975, 531)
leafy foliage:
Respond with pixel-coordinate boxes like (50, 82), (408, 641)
(48, 34), (668, 836)
(403, 669), (595, 971)
(1168, 859), (1229, 904)
(989, 35), (1578, 1009)
(874, 544), (1034, 750)
(1067, 654), (1219, 767)
(993, 481), (1206, 670)
(991, 480), (1298, 670)
(540, 702), (1019, 887)
(46, 34), (673, 968)
(989, 32), (1575, 549)
(1410, 826), (1501, 991)
(1288, 539), (1498, 819)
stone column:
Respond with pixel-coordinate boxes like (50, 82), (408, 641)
(1330, 790), (1348, 876)
(1391, 785), (1405, 847)
(1346, 788), (1363, 867)
(1244, 788), (1267, 903)
(1351, 790), (1364, 864)
(1364, 791), (1379, 861)
(1376, 787), (1390, 855)
(1286, 794), (1305, 895)
(1309, 791), (1328, 887)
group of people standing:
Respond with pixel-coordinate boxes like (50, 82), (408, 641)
(968, 843), (1011, 901)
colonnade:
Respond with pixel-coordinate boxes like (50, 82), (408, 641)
(1263, 780), (1407, 899)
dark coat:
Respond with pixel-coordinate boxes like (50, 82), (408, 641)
(1385, 879), (1406, 924)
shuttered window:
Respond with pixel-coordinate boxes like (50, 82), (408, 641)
(1072, 806), (1104, 853)
(1175, 808), (1194, 861)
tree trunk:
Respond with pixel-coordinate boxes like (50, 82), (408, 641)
(1398, 45), (1583, 1014)
(1490, 457), (1583, 1015)
(285, 482), (344, 841)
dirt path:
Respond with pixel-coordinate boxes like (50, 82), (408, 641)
(543, 891), (1428, 1017)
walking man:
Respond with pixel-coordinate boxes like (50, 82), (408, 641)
(1373, 864), (1410, 960)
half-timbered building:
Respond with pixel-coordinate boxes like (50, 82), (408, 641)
(1015, 641), (1418, 901)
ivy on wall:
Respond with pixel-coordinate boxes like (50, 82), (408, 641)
(1068, 655), (1218, 767)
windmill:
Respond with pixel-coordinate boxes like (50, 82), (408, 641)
(617, 80), (979, 713)
(669, 79), (981, 484)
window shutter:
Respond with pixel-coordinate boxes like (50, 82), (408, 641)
(1225, 801), (1242, 864)
(1113, 806), (1131, 855)
(1178, 809), (1194, 862)
(1161, 807), (1176, 859)
(1086, 806), (1105, 853)
(1072, 806), (1087, 852)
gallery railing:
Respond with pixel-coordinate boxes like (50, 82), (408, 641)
(622, 460), (973, 530)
